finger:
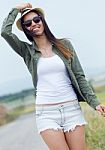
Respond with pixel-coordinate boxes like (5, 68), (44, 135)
(27, 3), (32, 8)
(102, 106), (105, 112)
(96, 105), (105, 112)
(100, 107), (105, 116)
(96, 105), (105, 116)
(100, 105), (105, 113)
(98, 108), (104, 115)
(98, 107), (103, 113)
(102, 113), (105, 117)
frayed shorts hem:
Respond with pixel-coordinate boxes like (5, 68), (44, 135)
(38, 122), (87, 134)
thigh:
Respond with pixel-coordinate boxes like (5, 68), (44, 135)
(65, 125), (86, 150)
(40, 129), (69, 150)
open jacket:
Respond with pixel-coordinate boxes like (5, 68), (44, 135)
(1, 8), (101, 109)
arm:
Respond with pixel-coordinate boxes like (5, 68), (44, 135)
(67, 40), (105, 116)
(66, 40), (99, 105)
(1, 3), (32, 57)
(71, 49), (100, 107)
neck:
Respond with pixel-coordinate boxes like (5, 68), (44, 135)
(33, 34), (51, 49)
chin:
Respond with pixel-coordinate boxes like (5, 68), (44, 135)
(33, 32), (44, 37)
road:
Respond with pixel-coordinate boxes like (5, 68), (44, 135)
(0, 113), (48, 150)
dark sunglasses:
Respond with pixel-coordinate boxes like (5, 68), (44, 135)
(23, 16), (41, 27)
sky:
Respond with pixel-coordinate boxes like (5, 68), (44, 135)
(0, 0), (105, 95)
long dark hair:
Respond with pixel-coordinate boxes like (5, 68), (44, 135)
(21, 10), (73, 59)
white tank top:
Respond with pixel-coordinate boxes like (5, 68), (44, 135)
(36, 54), (77, 104)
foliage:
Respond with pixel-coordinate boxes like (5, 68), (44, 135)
(0, 88), (35, 102)
(0, 105), (35, 126)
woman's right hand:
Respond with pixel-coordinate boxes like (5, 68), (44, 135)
(15, 3), (32, 12)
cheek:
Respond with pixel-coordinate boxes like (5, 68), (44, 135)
(26, 26), (31, 31)
(41, 24), (44, 31)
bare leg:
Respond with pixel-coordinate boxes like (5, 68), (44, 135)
(40, 129), (69, 150)
(65, 125), (86, 150)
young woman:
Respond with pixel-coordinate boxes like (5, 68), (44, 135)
(1, 3), (105, 150)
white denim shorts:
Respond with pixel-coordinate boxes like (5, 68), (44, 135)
(35, 99), (87, 134)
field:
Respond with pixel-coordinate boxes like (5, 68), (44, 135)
(81, 92), (105, 150)
(0, 91), (105, 150)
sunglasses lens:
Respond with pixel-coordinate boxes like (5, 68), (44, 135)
(23, 20), (32, 27)
(23, 16), (41, 27)
(33, 17), (41, 23)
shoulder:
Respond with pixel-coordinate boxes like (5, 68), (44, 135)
(60, 38), (74, 52)
(60, 38), (70, 44)
(23, 41), (32, 48)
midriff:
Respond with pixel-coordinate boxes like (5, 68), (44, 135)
(36, 99), (77, 107)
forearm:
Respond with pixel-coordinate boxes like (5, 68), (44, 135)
(65, 40), (101, 109)
(71, 50), (101, 109)
(76, 74), (101, 109)
(1, 8), (19, 36)
(1, 8), (27, 57)
(1, 2), (32, 36)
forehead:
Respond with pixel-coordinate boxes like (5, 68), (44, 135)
(23, 12), (38, 21)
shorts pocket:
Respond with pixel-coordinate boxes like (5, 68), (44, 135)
(74, 102), (81, 110)
(35, 107), (43, 117)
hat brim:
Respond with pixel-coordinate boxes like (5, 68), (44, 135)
(16, 8), (44, 31)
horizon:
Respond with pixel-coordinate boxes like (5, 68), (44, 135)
(0, 66), (105, 97)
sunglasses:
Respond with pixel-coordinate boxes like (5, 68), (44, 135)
(23, 16), (41, 27)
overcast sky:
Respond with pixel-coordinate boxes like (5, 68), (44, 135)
(0, 0), (105, 95)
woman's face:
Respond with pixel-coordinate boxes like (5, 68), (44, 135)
(23, 12), (44, 37)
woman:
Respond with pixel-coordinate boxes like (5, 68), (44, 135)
(1, 3), (105, 150)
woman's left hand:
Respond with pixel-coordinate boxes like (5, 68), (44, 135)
(96, 104), (105, 117)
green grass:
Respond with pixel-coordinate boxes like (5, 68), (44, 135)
(81, 92), (105, 150)
(96, 92), (105, 104)
(85, 114), (105, 150)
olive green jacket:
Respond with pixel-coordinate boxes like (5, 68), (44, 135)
(1, 8), (101, 109)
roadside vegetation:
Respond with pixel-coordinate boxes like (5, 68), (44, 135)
(0, 104), (35, 126)
(0, 86), (105, 149)
(0, 89), (35, 126)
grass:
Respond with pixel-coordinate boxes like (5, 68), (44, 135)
(81, 92), (105, 150)
(85, 114), (105, 150)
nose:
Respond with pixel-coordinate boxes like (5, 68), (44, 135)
(31, 20), (36, 26)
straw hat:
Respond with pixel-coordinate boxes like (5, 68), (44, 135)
(16, 8), (44, 31)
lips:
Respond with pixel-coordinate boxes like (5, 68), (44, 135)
(32, 28), (39, 32)
(30, 24), (43, 37)
(29, 27), (40, 37)
(32, 26), (40, 32)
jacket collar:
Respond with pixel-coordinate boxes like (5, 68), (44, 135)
(32, 41), (39, 52)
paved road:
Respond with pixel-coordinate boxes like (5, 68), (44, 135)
(0, 113), (48, 150)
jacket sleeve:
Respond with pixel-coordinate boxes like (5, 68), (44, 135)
(67, 40), (101, 109)
(1, 8), (27, 58)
